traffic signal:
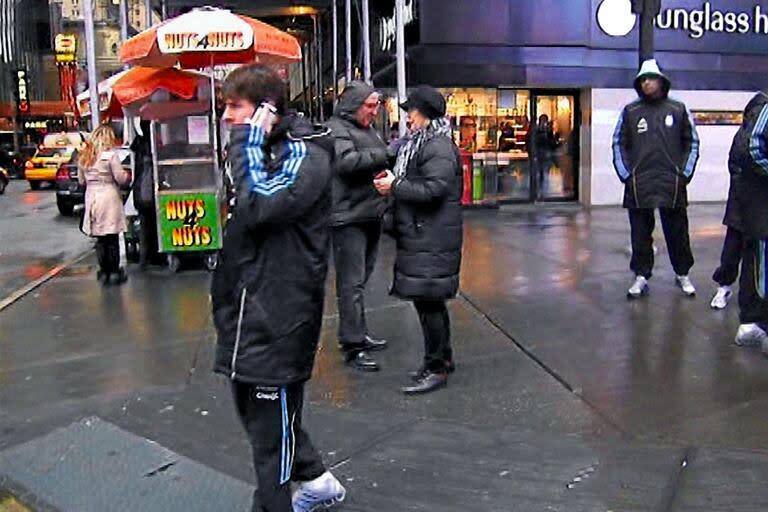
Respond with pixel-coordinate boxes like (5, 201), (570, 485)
(632, 0), (662, 16)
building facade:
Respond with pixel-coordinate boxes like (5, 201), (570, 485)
(370, 0), (768, 206)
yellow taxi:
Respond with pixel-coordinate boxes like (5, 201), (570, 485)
(25, 132), (85, 190)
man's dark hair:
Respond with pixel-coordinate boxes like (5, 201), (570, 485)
(222, 64), (287, 114)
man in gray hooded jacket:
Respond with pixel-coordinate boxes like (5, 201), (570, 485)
(327, 81), (390, 372)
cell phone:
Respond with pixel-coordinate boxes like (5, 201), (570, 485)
(374, 171), (388, 179)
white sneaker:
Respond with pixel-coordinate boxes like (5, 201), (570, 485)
(735, 324), (768, 347)
(292, 472), (346, 512)
(676, 275), (696, 297)
(627, 276), (649, 299)
(710, 286), (733, 310)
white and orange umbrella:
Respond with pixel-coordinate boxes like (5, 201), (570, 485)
(120, 7), (302, 68)
(77, 66), (209, 118)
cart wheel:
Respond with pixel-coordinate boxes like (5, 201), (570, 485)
(167, 254), (181, 273)
(205, 253), (218, 272)
(125, 241), (140, 263)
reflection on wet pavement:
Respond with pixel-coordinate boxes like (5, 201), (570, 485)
(3, 204), (768, 510)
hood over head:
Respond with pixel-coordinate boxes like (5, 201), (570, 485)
(270, 112), (333, 152)
(334, 81), (378, 121)
(634, 59), (671, 98)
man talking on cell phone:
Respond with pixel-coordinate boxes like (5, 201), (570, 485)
(211, 64), (346, 512)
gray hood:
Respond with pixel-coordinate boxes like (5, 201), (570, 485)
(334, 81), (377, 123)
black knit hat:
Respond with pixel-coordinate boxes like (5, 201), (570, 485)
(400, 85), (446, 120)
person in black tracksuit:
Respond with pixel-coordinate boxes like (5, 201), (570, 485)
(374, 85), (463, 395)
(612, 59), (700, 299)
(729, 91), (768, 349)
(326, 81), (390, 372)
(710, 139), (745, 310)
(130, 122), (160, 268)
(211, 65), (346, 512)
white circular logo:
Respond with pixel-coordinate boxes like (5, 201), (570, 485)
(597, 0), (637, 37)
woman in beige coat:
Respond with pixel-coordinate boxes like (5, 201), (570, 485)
(78, 125), (132, 285)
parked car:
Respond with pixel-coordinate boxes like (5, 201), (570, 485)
(54, 162), (82, 215)
(0, 167), (9, 194)
(0, 146), (24, 178)
(55, 146), (133, 216)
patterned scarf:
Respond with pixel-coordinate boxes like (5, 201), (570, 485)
(393, 117), (452, 178)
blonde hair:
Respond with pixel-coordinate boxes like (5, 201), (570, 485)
(79, 125), (118, 168)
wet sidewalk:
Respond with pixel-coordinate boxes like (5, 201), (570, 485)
(1, 204), (767, 511)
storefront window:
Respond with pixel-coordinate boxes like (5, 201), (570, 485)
(384, 87), (577, 205)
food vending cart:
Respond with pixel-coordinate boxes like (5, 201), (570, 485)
(141, 100), (223, 272)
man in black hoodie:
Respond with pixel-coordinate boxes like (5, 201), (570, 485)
(613, 59), (700, 300)
(327, 82), (390, 372)
(211, 65), (346, 512)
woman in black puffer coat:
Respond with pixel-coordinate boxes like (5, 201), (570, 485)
(375, 85), (463, 395)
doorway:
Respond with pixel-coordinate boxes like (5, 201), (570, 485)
(529, 92), (579, 202)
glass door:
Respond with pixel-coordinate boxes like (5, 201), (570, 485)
(530, 93), (578, 201)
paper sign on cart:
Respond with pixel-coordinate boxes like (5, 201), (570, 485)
(187, 116), (210, 145)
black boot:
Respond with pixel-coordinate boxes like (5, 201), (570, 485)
(344, 350), (380, 372)
(402, 371), (448, 395)
(408, 360), (455, 381)
(109, 268), (128, 285)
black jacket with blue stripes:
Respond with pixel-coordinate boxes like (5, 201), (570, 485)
(212, 114), (333, 386)
(731, 92), (768, 240)
(612, 92), (700, 209)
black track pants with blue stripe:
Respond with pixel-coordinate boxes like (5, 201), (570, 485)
(739, 239), (768, 328)
(232, 381), (326, 512)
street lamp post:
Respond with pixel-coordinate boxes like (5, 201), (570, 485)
(83, 0), (100, 127)
(145, 0), (153, 29)
(632, 0), (662, 67)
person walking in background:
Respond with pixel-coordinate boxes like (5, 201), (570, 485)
(612, 59), (700, 299)
(327, 82), (390, 372)
(211, 64), (345, 512)
(129, 120), (160, 268)
(727, 91), (768, 350)
(374, 85), (463, 395)
(710, 131), (745, 310)
(78, 125), (131, 286)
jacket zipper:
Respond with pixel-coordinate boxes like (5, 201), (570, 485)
(231, 288), (247, 379)
(633, 169), (640, 207)
(672, 172), (680, 209)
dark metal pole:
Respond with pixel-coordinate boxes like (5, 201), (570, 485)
(634, 0), (661, 67)
(302, 42), (313, 119)
(316, 14), (325, 121)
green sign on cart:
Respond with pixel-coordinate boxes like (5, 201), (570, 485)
(158, 192), (222, 253)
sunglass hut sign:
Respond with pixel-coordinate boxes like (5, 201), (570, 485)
(597, 0), (768, 39)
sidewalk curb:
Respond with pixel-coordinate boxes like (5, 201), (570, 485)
(0, 251), (91, 313)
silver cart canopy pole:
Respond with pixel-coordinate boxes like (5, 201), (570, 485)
(83, 0), (100, 127)
(345, 0), (352, 83)
(362, 0), (371, 84)
(395, 0), (407, 136)
(332, 0), (338, 104)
